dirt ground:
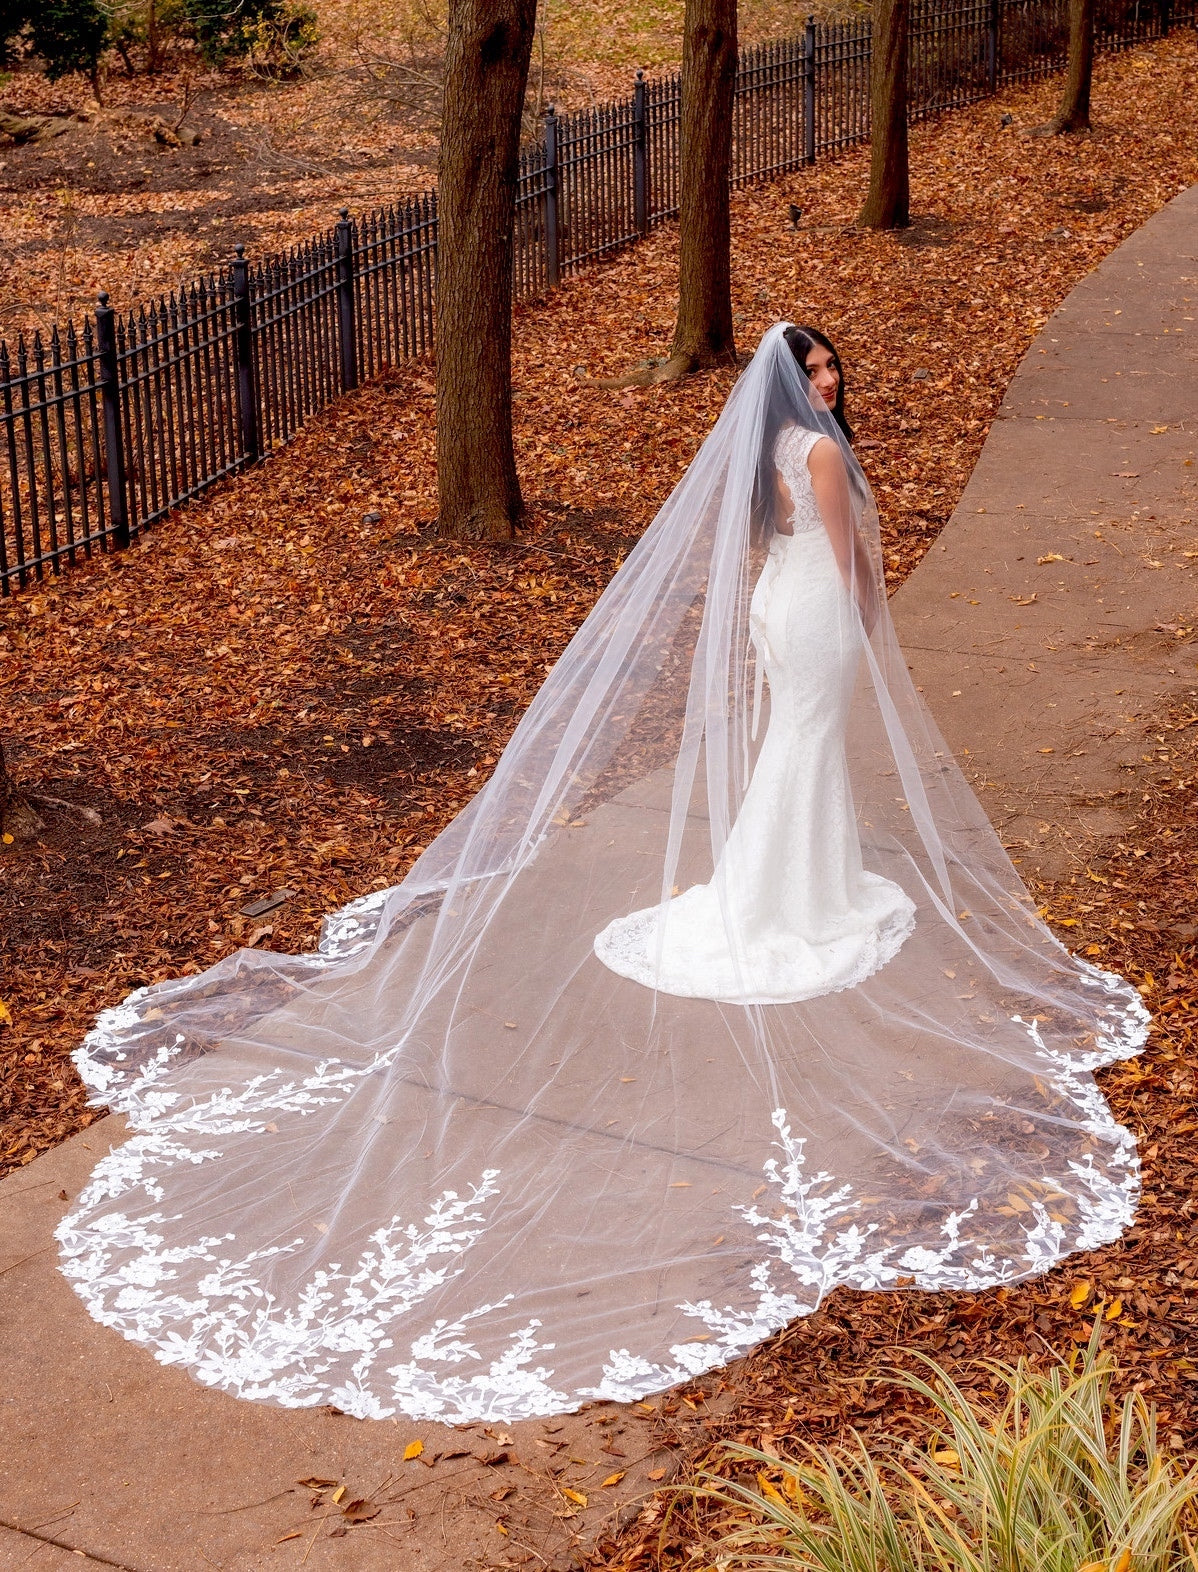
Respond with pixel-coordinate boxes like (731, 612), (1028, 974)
(0, 0), (857, 338)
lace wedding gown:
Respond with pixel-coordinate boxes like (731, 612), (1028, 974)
(595, 425), (915, 1002)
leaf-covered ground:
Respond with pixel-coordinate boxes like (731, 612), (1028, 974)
(1, 43), (1196, 1539)
(2, 27), (1194, 1166)
(0, 0), (855, 338)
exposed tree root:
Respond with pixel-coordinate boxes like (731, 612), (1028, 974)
(28, 795), (102, 826)
(582, 353), (700, 389)
(1029, 116), (1092, 135)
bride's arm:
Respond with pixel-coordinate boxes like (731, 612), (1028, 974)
(807, 436), (881, 635)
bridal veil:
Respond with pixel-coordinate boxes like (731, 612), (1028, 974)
(58, 324), (1147, 1422)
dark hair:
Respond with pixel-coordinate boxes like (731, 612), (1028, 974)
(783, 324), (854, 444)
(751, 323), (857, 542)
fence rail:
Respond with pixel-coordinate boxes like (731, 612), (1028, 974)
(2, 0), (1190, 595)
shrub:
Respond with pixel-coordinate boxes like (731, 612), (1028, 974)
(182, 0), (317, 72)
(0, 0), (109, 83)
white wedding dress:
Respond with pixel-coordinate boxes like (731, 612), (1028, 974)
(595, 425), (916, 1002)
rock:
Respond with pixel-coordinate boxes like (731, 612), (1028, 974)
(363, 510), (382, 524)
(176, 124), (203, 147)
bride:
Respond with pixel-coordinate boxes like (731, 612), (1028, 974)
(57, 323), (1147, 1423)
(595, 325), (916, 1003)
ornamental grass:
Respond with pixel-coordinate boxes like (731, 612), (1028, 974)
(686, 1322), (1198, 1572)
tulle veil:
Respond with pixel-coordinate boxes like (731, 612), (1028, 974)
(57, 323), (1147, 1422)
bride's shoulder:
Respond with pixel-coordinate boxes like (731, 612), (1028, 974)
(773, 422), (825, 463)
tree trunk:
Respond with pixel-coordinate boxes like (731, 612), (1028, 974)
(669, 0), (738, 372)
(148, 0), (160, 72)
(858, 0), (910, 229)
(0, 740), (41, 842)
(435, 0), (537, 541)
(1049, 0), (1095, 131)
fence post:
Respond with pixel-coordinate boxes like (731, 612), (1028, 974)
(94, 292), (130, 550)
(986, 0), (1000, 90)
(803, 15), (817, 165)
(633, 70), (649, 235)
(231, 244), (259, 465)
(1160, 0), (1170, 33)
(544, 105), (560, 288)
(335, 207), (358, 393)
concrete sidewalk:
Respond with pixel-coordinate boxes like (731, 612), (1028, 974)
(1, 189), (1195, 1572)
(894, 187), (1196, 876)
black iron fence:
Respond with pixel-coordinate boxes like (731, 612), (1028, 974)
(1, 0), (1189, 595)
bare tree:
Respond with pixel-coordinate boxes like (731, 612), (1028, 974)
(667, 0), (738, 375)
(435, 0), (537, 541)
(858, 0), (910, 229)
(0, 740), (41, 842)
(0, 739), (99, 842)
(1043, 0), (1095, 131)
(588, 0), (738, 388)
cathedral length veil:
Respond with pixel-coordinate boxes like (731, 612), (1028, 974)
(58, 324), (1148, 1423)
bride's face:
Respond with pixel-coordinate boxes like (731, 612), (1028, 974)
(804, 345), (840, 409)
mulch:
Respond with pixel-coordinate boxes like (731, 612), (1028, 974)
(1, 38), (1196, 1559)
(585, 699), (1198, 1567)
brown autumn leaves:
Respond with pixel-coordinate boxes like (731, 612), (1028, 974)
(2, 32), (1195, 1168)
(0, 50), (1196, 1531)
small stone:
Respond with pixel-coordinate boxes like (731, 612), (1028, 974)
(913, 368), (929, 381)
(363, 510), (382, 524)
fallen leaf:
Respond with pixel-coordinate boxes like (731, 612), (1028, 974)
(403, 1440), (424, 1461)
(756, 1471), (787, 1507)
